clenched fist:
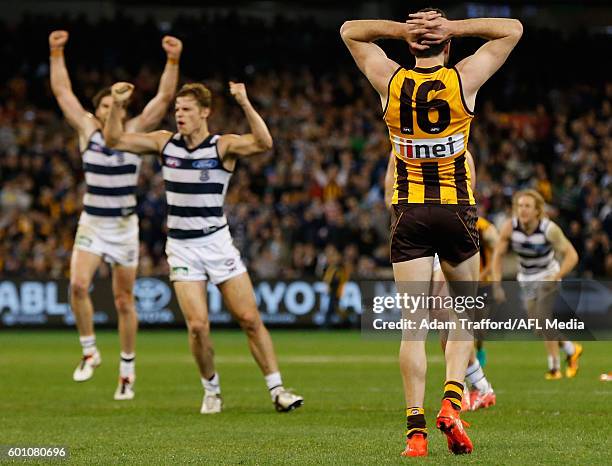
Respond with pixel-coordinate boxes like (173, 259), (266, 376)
(49, 30), (69, 49)
(229, 81), (249, 106)
(111, 82), (135, 104)
(162, 36), (183, 60)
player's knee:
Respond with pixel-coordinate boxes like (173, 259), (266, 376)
(70, 278), (90, 300)
(237, 311), (262, 335)
(114, 292), (134, 315)
(187, 319), (210, 338)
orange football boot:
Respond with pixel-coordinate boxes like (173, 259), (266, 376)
(436, 399), (473, 455)
(401, 433), (427, 457)
(565, 343), (583, 378)
(469, 388), (496, 411)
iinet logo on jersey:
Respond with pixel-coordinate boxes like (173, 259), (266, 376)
(391, 133), (465, 159)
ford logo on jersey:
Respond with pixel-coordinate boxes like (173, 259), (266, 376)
(193, 159), (219, 169)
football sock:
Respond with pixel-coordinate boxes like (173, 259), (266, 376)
(561, 341), (575, 357)
(406, 407), (427, 438)
(265, 372), (283, 400)
(119, 352), (135, 378)
(466, 360), (490, 392)
(443, 380), (464, 411)
(79, 335), (97, 356)
(202, 372), (221, 395)
(547, 355), (560, 371)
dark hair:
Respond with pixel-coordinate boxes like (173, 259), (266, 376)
(176, 83), (212, 108)
(92, 87), (112, 109)
(412, 7), (449, 58)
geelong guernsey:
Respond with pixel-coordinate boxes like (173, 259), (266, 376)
(82, 130), (140, 217)
(511, 217), (558, 276)
(161, 133), (232, 239)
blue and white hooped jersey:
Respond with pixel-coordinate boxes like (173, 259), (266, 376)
(161, 133), (232, 240)
(511, 217), (558, 276)
(81, 130), (141, 218)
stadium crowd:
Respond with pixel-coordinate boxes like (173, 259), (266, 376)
(0, 13), (610, 279)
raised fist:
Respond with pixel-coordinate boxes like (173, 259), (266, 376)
(49, 30), (69, 49)
(162, 36), (183, 60)
(111, 82), (135, 104)
(229, 81), (249, 106)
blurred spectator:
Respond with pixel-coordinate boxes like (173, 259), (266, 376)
(0, 12), (610, 279)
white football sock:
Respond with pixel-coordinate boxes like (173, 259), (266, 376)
(202, 373), (221, 395)
(561, 341), (575, 356)
(466, 360), (490, 392)
(120, 352), (135, 378)
(79, 335), (97, 356)
(265, 372), (283, 400)
(548, 355), (560, 371)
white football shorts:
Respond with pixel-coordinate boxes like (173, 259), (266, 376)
(165, 226), (246, 284)
(74, 213), (139, 267)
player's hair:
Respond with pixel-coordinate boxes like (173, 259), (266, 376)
(92, 87), (112, 109)
(513, 189), (546, 220)
(176, 83), (212, 108)
(411, 7), (449, 58)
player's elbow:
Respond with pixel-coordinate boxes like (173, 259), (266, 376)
(340, 21), (355, 41)
(259, 137), (273, 152)
(509, 19), (523, 40)
(104, 132), (119, 148)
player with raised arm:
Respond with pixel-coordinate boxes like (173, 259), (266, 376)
(103, 81), (303, 414)
(342, 8), (522, 456)
(491, 189), (582, 380)
(49, 30), (182, 400)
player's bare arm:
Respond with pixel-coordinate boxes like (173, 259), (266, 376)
(412, 13), (523, 109)
(104, 82), (172, 154)
(480, 222), (499, 280)
(49, 30), (97, 145)
(217, 82), (273, 169)
(127, 36), (183, 133)
(465, 150), (477, 190)
(340, 17), (432, 106)
(384, 155), (396, 210)
(491, 219), (512, 300)
(546, 222), (579, 280)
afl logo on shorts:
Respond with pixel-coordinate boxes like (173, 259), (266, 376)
(165, 157), (181, 168)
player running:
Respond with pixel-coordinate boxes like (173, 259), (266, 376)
(103, 81), (303, 414)
(342, 8), (522, 456)
(492, 189), (582, 380)
(49, 30), (182, 400)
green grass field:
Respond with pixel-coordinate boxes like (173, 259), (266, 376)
(1, 330), (610, 464)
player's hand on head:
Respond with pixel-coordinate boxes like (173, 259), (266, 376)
(49, 30), (69, 49)
(162, 35), (183, 59)
(407, 12), (452, 46)
(111, 82), (135, 103)
(229, 81), (249, 106)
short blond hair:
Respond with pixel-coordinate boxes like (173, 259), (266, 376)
(513, 189), (545, 220)
(176, 83), (212, 108)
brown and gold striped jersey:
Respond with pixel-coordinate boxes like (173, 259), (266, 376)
(383, 65), (475, 205)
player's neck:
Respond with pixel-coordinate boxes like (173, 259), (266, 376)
(184, 124), (210, 149)
(414, 57), (445, 69)
(521, 218), (539, 234)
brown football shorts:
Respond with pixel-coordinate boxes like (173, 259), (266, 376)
(390, 204), (479, 264)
